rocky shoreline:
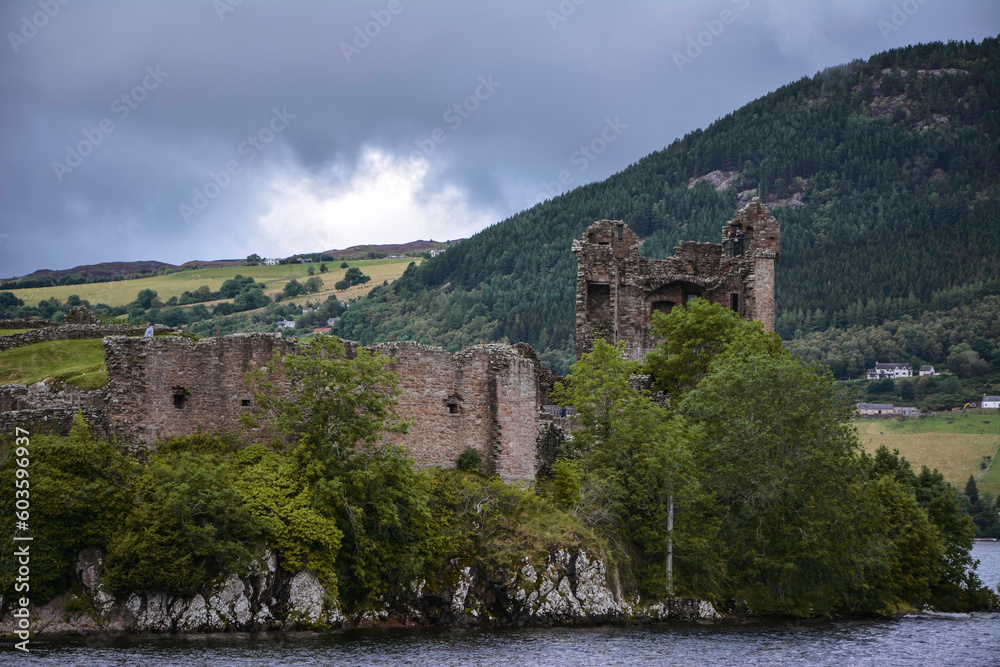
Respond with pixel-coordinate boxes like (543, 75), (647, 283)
(0, 547), (719, 636)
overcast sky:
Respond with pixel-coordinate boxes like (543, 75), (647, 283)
(1, 0), (997, 277)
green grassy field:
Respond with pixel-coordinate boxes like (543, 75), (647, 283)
(855, 412), (1000, 497)
(0, 338), (108, 390)
(9, 257), (422, 308)
(0, 329), (30, 336)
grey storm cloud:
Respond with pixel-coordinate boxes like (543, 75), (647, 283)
(0, 0), (998, 278)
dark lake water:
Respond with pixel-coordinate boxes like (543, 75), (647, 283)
(5, 543), (999, 667)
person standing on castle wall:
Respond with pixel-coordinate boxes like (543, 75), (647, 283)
(144, 322), (154, 338)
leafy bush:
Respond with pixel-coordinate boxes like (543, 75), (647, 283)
(103, 435), (265, 597)
(0, 416), (134, 603)
(456, 446), (482, 472)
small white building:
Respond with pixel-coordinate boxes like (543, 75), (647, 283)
(264, 258), (280, 266)
(867, 362), (912, 380)
(983, 396), (1000, 410)
(276, 319), (295, 329)
(857, 403), (895, 416)
(918, 365), (936, 376)
(327, 317), (341, 325)
(857, 403), (920, 417)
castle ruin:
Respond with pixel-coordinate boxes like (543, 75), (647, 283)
(3, 201), (778, 483)
(101, 335), (547, 483)
(573, 197), (779, 359)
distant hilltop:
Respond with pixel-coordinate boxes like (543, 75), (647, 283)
(1, 239), (462, 284)
(318, 239), (459, 261)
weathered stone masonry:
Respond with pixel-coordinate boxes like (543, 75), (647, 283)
(103, 335), (546, 483)
(104, 334), (298, 453)
(0, 383), (109, 440)
(574, 197), (779, 359)
(369, 342), (541, 481)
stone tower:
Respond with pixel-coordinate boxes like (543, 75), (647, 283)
(573, 197), (779, 360)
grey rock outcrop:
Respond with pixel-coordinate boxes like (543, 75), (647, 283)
(0, 547), (719, 636)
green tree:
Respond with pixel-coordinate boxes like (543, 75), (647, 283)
(552, 340), (720, 599)
(234, 288), (268, 311)
(240, 336), (439, 613)
(134, 288), (158, 309)
(965, 475), (980, 506)
(319, 263), (328, 273)
(159, 306), (189, 327)
(870, 446), (988, 610)
(899, 379), (916, 400)
(679, 325), (885, 615)
(0, 291), (24, 309)
(867, 378), (897, 395)
(283, 279), (305, 298)
(973, 492), (1000, 539)
(104, 437), (264, 597)
(343, 267), (371, 287)
(246, 253), (262, 265)
(0, 416), (134, 603)
(305, 276), (324, 294)
(643, 299), (782, 396)
(948, 349), (990, 378)
(220, 275), (256, 299)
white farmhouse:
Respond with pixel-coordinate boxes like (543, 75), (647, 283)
(867, 362), (912, 380)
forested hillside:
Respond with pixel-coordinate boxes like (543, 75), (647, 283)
(339, 38), (1000, 373)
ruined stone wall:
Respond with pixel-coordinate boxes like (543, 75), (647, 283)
(0, 319), (57, 330)
(101, 336), (545, 483)
(338, 342), (541, 483)
(0, 324), (171, 352)
(371, 342), (495, 471)
(486, 346), (542, 483)
(103, 333), (297, 450)
(0, 384), (109, 439)
(574, 198), (779, 359)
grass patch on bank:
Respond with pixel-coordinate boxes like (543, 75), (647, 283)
(0, 338), (107, 389)
(855, 412), (1000, 494)
(0, 329), (30, 336)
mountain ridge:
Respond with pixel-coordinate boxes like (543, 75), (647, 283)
(336, 37), (1000, 373)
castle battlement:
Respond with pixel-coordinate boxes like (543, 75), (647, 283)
(573, 197), (779, 360)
